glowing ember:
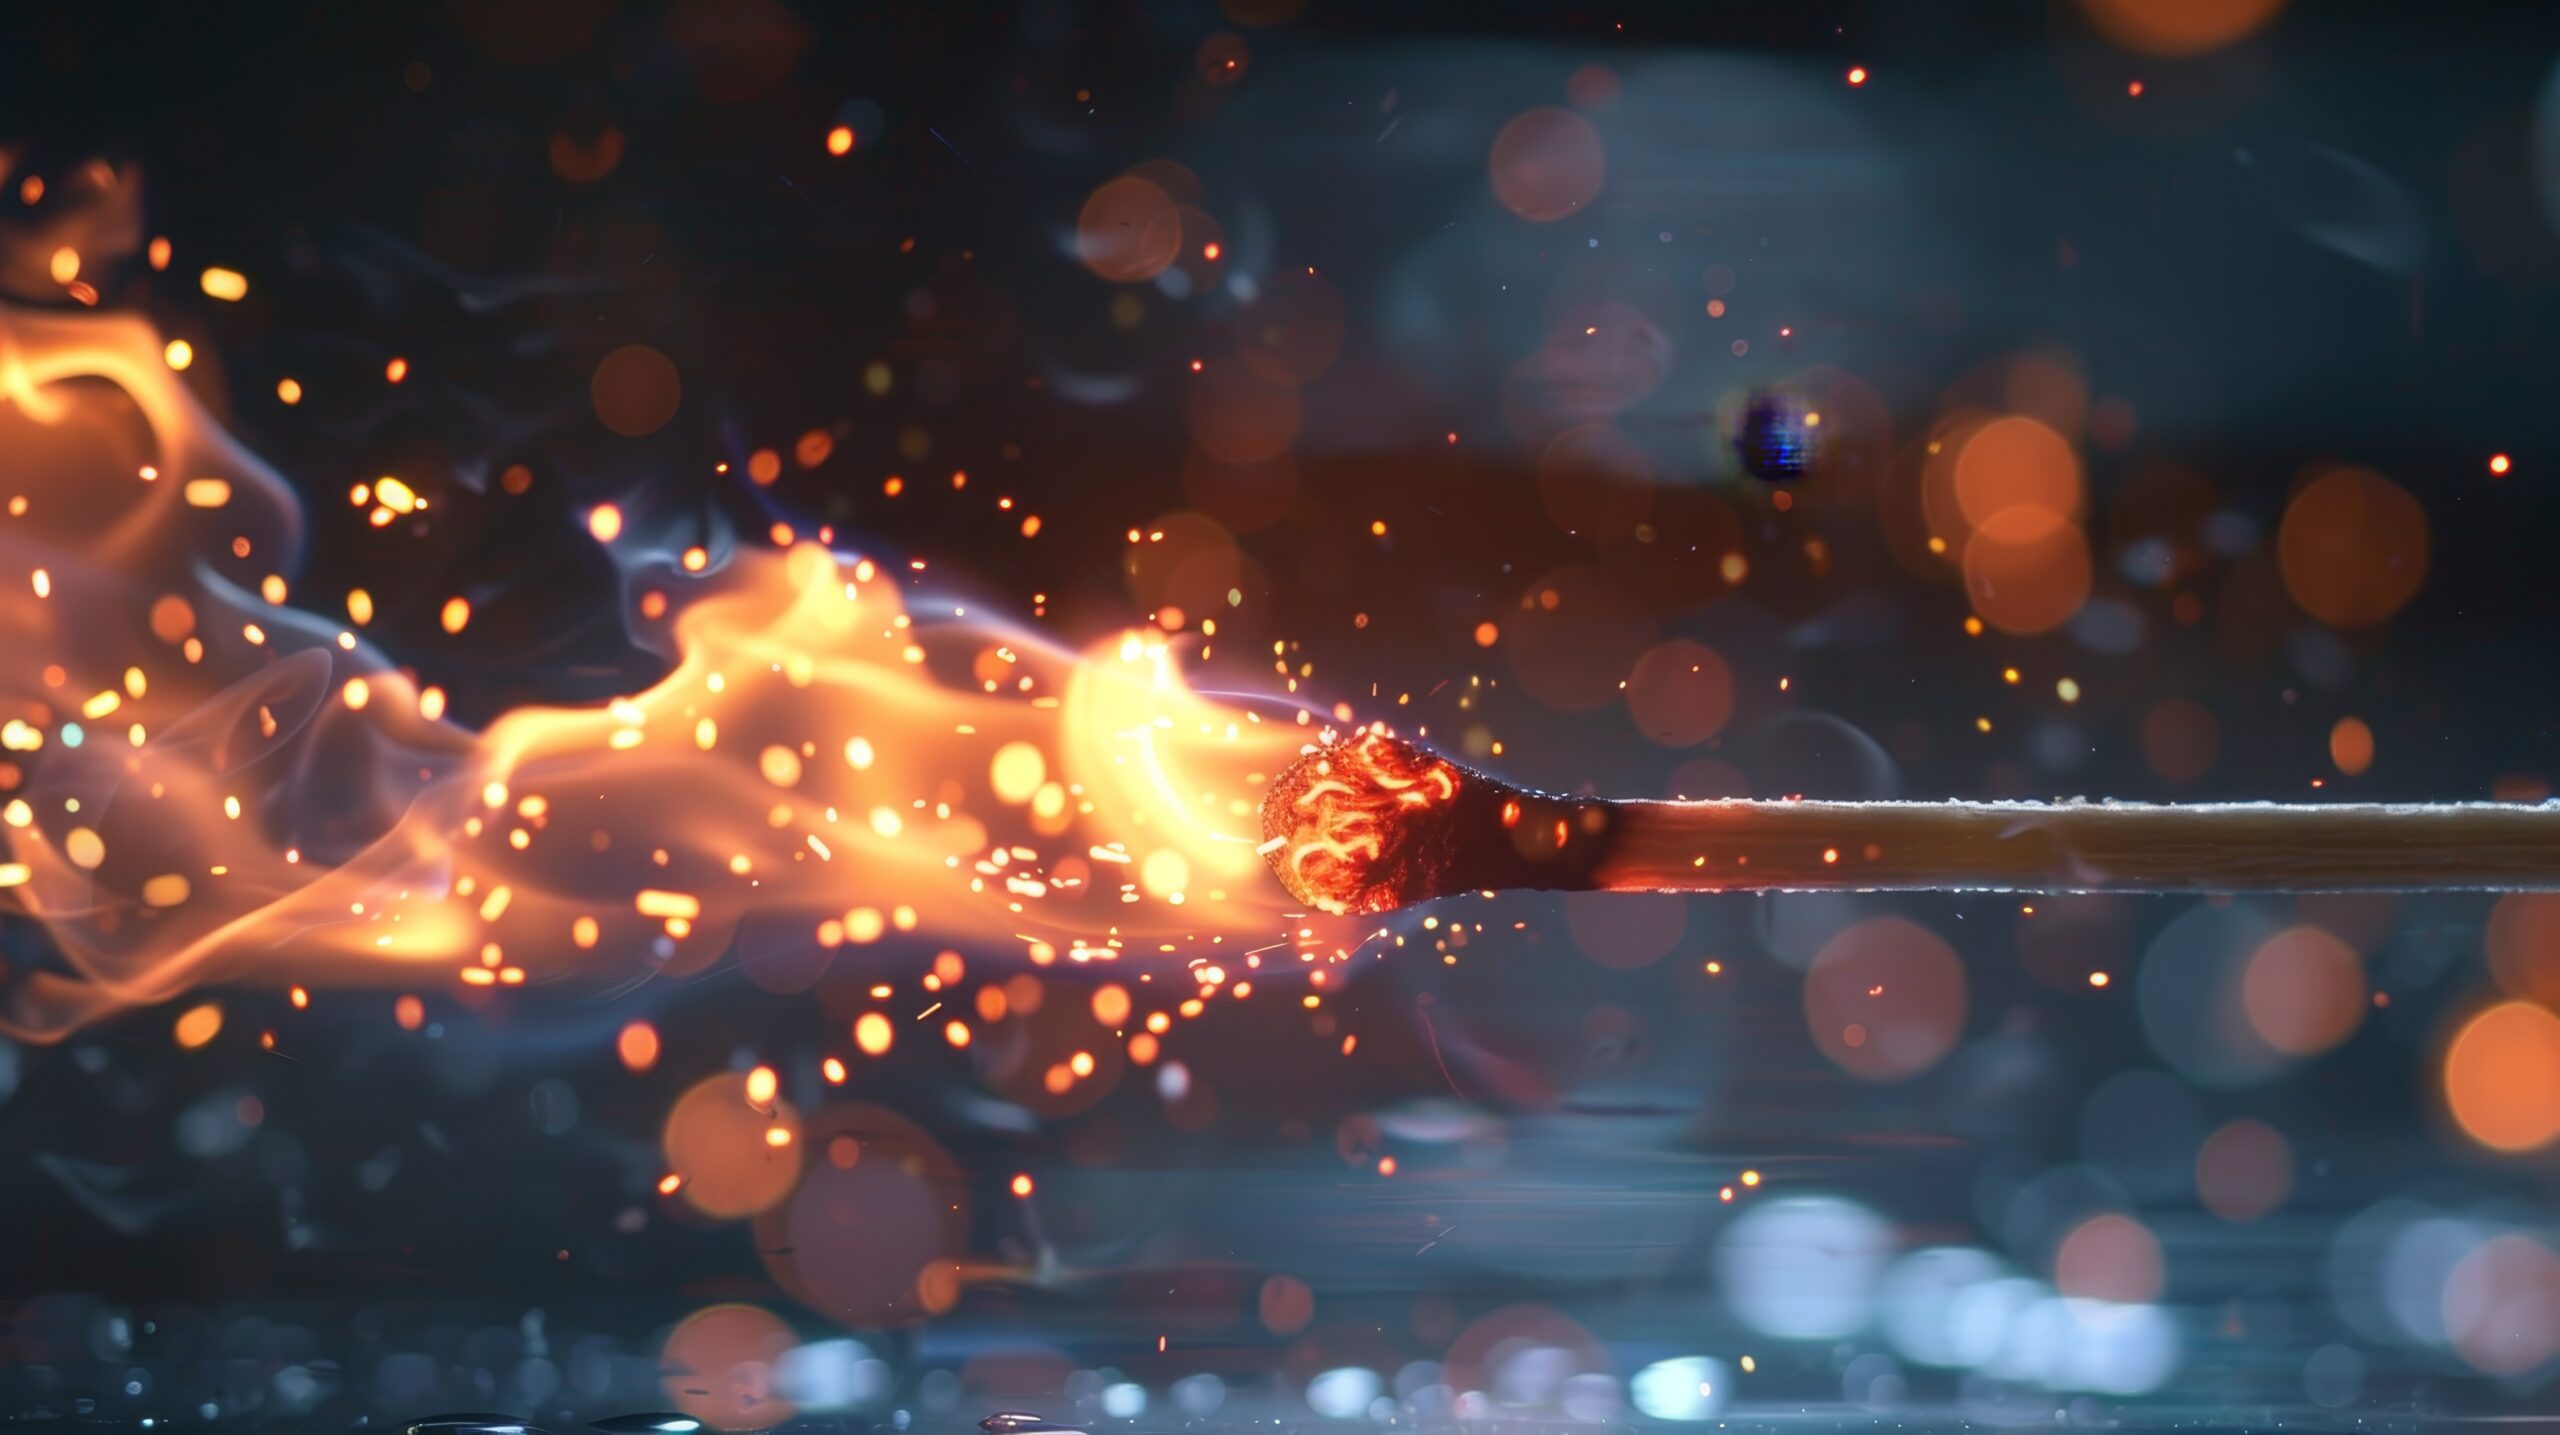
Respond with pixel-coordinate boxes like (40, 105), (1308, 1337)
(1259, 728), (1468, 915)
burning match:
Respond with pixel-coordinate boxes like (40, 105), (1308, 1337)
(1262, 729), (2560, 915)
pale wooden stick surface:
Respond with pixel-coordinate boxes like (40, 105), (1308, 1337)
(1591, 798), (2560, 893)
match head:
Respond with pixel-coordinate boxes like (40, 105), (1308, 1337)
(1260, 729), (1533, 915)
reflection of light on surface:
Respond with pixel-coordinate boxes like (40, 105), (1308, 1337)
(2053, 1212), (2164, 1303)
(2330, 1199), (2428, 1342)
(1713, 1196), (1892, 1338)
(1629, 1357), (1729, 1421)
(1840, 1351), (1904, 1409)
(1168, 1373), (1225, 1416)
(659, 1303), (796, 1431)
(2001, 1298), (2179, 1394)
(774, 1338), (889, 1411)
(1100, 1382), (1148, 1419)
(1305, 1367), (1381, 1419)
(2383, 1215), (2485, 1345)
(2444, 1233), (2560, 1375)
(1880, 1246), (2006, 1366)
(2303, 1342), (2366, 1408)
(1953, 1276), (2046, 1371)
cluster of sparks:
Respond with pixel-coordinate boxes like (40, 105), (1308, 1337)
(0, 256), (1397, 1057)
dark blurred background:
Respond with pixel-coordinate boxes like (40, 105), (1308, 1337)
(2, 0), (2559, 1429)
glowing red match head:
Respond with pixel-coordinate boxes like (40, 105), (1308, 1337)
(1260, 730), (1475, 915)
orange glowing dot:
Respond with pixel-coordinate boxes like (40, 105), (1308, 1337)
(2127, 79), (2145, 96)
(2490, 453), (2512, 476)
(1203, 241), (1222, 260)
(162, 339), (193, 371)
(854, 1011), (894, 1056)
(1705, 961), (1723, 975)
(1473, 621), (1500, 647)
(173, 1002), (223, 1049)
(1740, 1169), (1761, 1186)
(394, 994), (425, 1031)
(289, 985), (310, 1009)
(2089, 971), (2111, 987)
(1189, 358), (1204, 372)
(276, 377), (303, 405)
(385, 356), (408, 384)
(944, 1020), (972, 1048)
(1376, 1155), (1398, 1176)
(744, 1065), (779, 1106)
(1721, 1186), (1735, 1201)
(657, 1173), (684, 1195)
(618, 1021), (661, 1072)
(1092, 983), (1133, 1027)
(763, 1127), (792, 1148)
(1822, 848), (1840, 864)
(588, 504), (624, 542)
(2329, 716), (2375, 776)
(821, 1057), (847, 1084)
(1011, 1173), (1034, 1197)
(826, 125), (856, 156)
(1847, 66), (1869, 85)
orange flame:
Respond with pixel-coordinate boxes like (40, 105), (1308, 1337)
(0, 304), (1347, 1039)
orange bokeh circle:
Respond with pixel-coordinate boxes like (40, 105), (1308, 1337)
(1489, 108), (1606, 222)
(2444, 1000), (2560, 1153)
(2278, 466), (2429, 628)
(1962, 506), (2092, 635)
(663, 1071), (803, 1219)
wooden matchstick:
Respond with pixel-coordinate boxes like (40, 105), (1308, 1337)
(1258, 730), (2560, 916)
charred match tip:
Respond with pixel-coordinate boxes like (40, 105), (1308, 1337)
(1260, 730), (1589, 915)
